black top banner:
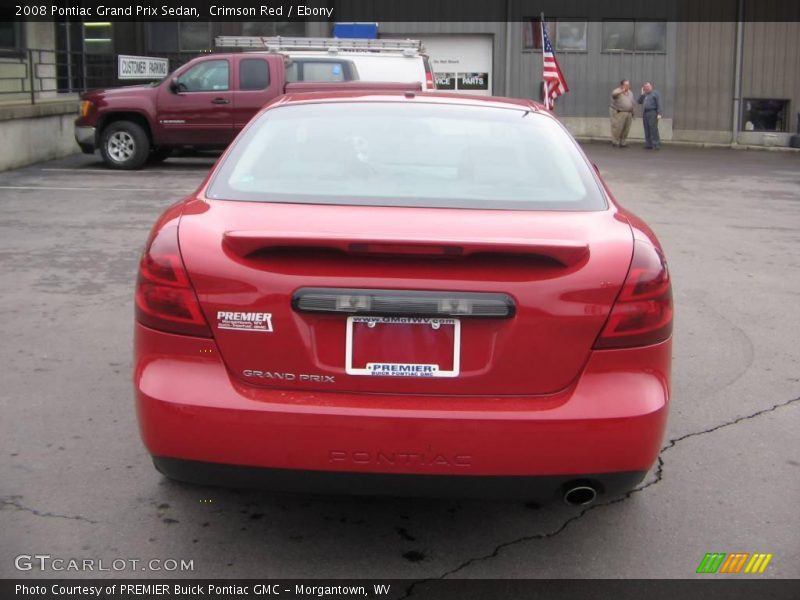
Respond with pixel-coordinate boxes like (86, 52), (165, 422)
(2, 0), (800, 22)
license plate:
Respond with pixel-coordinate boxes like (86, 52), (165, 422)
(345, 316), (460, 378)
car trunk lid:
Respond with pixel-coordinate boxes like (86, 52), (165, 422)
(178, 199), (633, 396)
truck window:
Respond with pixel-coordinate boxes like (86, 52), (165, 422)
(302, 62), (346, 82)
(285, 60), (351, 83)
(177, 59), (229, 92)
(240, 58), (270, 91)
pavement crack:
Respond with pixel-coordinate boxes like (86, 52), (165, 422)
(662, 395), (799, 450)
(400, 394), (800, 598)
(1, 495), (98, 524)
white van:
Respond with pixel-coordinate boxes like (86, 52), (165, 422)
(215, 36), (437, 91)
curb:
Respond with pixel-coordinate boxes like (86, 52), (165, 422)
(574, 137), (800, 153)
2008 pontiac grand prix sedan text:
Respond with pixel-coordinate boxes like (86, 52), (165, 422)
(134, 91), (673, 505)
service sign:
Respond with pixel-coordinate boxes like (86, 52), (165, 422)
(434, 72), (456, 90)
(118, 55), (169, 80)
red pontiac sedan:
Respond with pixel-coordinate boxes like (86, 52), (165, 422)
(134, 91), (672, 504)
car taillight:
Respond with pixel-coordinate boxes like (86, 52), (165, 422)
(135, 221), (211, 337)
(594, 240), (673, 349)
(425, 71), (435, 90)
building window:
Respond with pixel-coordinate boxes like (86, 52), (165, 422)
(555, 21), (587, 51)
(147, 22), (212, 53)
(147, 23), (178, 53)
(179, 22), (212, 51)
(0, 22), (24, 49)
(524, 18), (587, 52)
(742, 99), (789, 132)
(602, 21), (634, 51)
(241, 21), (306, 37)
(83, 22), (113, 55)
(603, 21), (666, 52)
(634, 22), (666, 52)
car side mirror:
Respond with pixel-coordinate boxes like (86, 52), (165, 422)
(169, 78), (182, 94)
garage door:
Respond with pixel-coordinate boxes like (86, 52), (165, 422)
(419, 35), (493, 96)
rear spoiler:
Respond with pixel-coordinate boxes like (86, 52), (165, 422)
(223, 231), (589, 267)
(283, 81), (423, 94)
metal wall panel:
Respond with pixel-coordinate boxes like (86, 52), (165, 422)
(337, 8), (798, 139)
(505, 21), (676, 118)
(741, 20), (800, 134)
(674, 22), (736, 133)
(379, 19), (680, 119)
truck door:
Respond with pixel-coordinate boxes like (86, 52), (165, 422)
(156, 57), (234, 146)
(232, 55), (283, 134)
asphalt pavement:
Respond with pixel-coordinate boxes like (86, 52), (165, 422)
(1, 144), (798, 584)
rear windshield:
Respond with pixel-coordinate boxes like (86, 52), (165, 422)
(206, 102), (606, 211)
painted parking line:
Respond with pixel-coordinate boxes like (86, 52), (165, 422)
(0, 185), (194, 192)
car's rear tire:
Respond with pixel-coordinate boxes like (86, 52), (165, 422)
(100, 120), (150, 170)
(148, 146), (172, 164)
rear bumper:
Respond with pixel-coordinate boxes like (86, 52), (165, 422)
(135, 323), (670, 497)
(154, 456), (646, 500)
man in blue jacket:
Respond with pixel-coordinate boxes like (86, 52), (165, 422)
(638, 82), (662, 150)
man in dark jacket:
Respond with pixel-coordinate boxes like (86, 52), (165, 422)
(637, 82), (663, 150)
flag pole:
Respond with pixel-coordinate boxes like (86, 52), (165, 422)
(540, 12), (548, 110)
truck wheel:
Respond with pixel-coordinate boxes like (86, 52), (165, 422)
(100, 121), (149, 169)
(148, 146), (172, 164)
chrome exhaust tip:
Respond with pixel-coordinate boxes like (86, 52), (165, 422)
(563, 485), (598, 506)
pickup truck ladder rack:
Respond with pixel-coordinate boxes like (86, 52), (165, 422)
(215, 36), (423, 54)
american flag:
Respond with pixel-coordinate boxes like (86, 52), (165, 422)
(541, 20), (569, 110)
